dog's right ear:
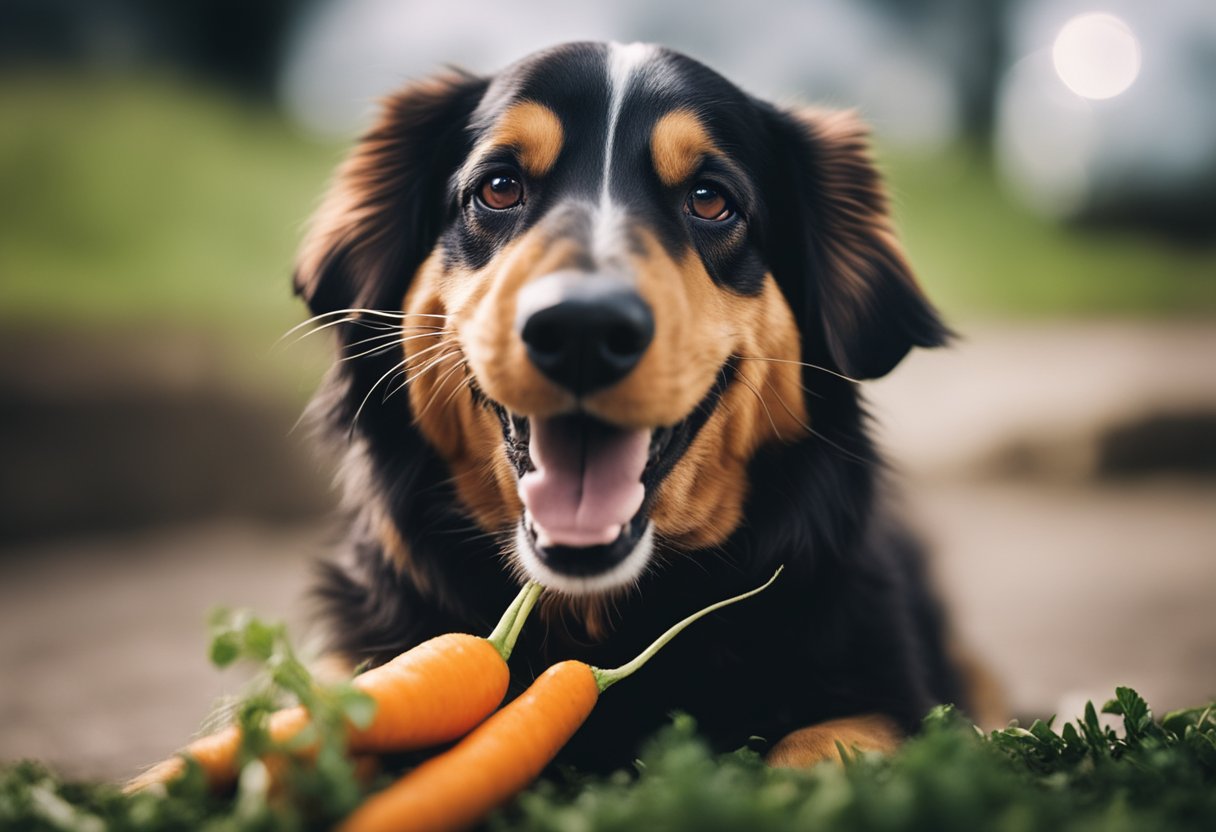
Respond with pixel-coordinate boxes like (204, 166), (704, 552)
(293, 72), (489, 316)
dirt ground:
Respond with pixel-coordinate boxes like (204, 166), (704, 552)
(2, 322), (1214, 781)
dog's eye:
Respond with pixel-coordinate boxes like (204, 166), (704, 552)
(685, 184), (734, 222)
(478, 173), (524, 210)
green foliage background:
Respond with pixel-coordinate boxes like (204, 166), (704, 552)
(4, 74), (1215, 343)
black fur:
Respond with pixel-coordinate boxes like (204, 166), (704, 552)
(756, 100), (952, 379)
(300, 42), (968, 771)
(293, 70), (490, 317)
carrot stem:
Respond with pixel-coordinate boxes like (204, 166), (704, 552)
(485, 581), (543, 661)
(591, 566), (783, 691)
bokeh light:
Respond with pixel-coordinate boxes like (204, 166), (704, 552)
(1052, 12), (1141, 100)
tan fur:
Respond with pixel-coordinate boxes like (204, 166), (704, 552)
(451, 228), (590, 416)
(364, 100), (814, 619)
(644, 257), (808, 549)
(402, 252), (521, 533)
(650, 109), (719, 186)
(469, 100), (564, 178)
(299, 88), (815, 567)
(400, 213), (808, 555)
(537, 593), (616, 644)
(293, 86), (923, 564)
(766, 714), (903, 768)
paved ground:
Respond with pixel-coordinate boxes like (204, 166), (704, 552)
(0, 523), (322, 779)
(2, 322), (1214, 781)
(869, 320), (1216, 479)
(909, 479), (1216, 722)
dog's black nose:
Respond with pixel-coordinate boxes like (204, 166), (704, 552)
(516, 273), (655, 395)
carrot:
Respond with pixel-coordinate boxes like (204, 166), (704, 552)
(338, 567), (784, 832)
(126, 581), (544, 794)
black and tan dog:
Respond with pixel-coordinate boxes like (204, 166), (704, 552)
(296, 41), (981, 769)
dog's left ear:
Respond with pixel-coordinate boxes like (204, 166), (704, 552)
(763, 106), (950, 380)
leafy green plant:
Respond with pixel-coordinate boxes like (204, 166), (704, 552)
(1, 612), (1213, 831)
(495, 689), (1216, 832)
(0, 611), (374, 831)
(204, 609), (375, 825)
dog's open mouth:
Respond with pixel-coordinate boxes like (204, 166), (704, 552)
(488, 360), (735, 594)
(517, 414), (655, 589)
(521, 414), (648, 549)
(509, 414), (671, 593)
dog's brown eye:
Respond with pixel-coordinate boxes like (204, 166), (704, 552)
(478, 174), (524, 210)
(686, 185), (733, 221)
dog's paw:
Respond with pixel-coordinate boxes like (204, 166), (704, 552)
(764, 714), (902, 768)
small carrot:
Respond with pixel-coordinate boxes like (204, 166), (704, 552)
(339, 567), (784, 832)
(126, 581), (544, 793)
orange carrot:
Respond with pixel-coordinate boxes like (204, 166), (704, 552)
(126, 581), (544, 794)
(338, 567), (784, 832)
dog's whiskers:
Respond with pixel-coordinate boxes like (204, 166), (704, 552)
(278, 308), (450, 347)
(398, 345), (461, 388)
(348, 357), (409, 438)
(732, 354), (861, 385)
(342, 337), (461, 439)
(733, 368), (785, 443)
(341, 330), (450, 364)
(343, 342), (406, 364)
(275, 316), (395, 352)
(287, 306), (448, 333)
(756, 376), (870, 465)
(432, 371), (476, 419)
(437, 526), (510, 546)
(379, 346), (464, 407)
(343, 325), (448, 352)
(375, 342), (455, 398)
(410, 357), (470, 421)
(377, 338), (457, 384)
(381, 368), (408, 403)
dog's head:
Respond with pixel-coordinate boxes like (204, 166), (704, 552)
(296, 42), (947, 597)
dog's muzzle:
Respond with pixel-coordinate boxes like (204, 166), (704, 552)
(515, 271), (654, 397)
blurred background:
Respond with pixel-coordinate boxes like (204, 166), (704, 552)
(2, 0), (1214, 779)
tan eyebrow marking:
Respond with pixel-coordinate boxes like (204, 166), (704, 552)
(480, 100), (565, 177)
(650, 109), (720, 187)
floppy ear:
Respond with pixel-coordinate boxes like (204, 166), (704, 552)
(765, 106), (950, 380)
(294, 71), (489, 316)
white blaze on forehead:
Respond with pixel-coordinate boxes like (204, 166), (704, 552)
(593, 42), (662, 267)
(602, 42), (658, 195)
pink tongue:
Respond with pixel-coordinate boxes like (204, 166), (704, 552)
(519, 417), (649, 548)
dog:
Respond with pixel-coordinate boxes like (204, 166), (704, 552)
(294, 41), (981, 770)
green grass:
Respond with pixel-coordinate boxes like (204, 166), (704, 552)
(1, 72), (1214, 340)
(0, 73), (338, 338)
(2, 612), (1214, 831)
(882, 146), (1216, 318)
(501, 695), (1216, 832)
